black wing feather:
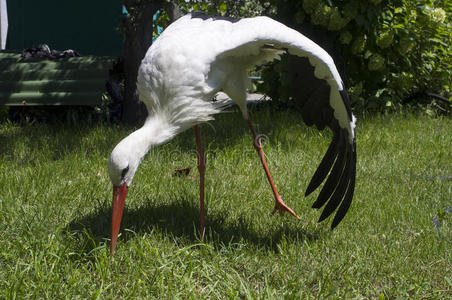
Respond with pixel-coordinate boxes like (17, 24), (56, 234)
(317, 134), (352, 221)
(311, 122), (356, 228)
(330, 146), (356, 228)
(311, 128), (347, 209)
(301, 92), (318, 126)
(305, 130), (340, 196)
(291, 67), (356, 228)
(302, 91), (325, 129)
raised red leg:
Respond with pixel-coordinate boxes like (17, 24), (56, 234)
(193, 125), (206, 241)
(245, 116), (299, 219)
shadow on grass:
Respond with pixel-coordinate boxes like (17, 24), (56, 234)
(67, 196), (322, 256)
(0, 122), (120, 162)
(0, 106), (312, 163)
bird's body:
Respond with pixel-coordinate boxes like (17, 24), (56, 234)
(136, 13), (353, 136)
(108, 13), (357, 254)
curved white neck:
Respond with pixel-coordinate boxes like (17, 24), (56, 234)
(117, 116), (177, 164)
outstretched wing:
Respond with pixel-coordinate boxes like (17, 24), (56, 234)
(190, 13), (357, 228)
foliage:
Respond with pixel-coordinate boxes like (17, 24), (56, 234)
(177, 0), (272, 17)
(153, 0), (274, 34)
(142, 0), (451, 111)
(258, 0), (451, 110)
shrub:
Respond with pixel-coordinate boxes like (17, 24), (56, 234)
(260, 0), (451, 110)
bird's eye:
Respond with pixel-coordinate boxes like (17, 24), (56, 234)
(121, 166), (129, 179)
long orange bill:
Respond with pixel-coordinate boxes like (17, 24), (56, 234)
(110, 182), (128, 254)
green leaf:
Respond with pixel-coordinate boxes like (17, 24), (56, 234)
(392, 24), (405, 29)
(376, 88), (389, 98)
(219, 2), (227, 13)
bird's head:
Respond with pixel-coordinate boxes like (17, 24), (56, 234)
(107, 137), (143, 254)
(108, 141), (139, 188)
(106, 116), (175, 254)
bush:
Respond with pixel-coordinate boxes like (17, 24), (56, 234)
(260, 0), (451, 110)
(154, 0), (274, 32)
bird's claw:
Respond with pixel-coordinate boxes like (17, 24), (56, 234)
(271, 196), (300, 219)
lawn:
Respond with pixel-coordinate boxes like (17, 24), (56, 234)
(0, 108), (451, 298)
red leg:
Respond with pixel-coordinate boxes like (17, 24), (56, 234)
(193, 125), (206, 241)
(245, 116), (299, 219)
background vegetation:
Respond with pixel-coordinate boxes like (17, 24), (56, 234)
(166, 0), (451, 112)
(261, 0), (451, 111)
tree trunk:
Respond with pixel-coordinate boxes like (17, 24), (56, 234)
(121, 0), (164, 125)
(166, 2), (183, 22)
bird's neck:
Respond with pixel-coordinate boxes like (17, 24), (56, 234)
(121, 116), (177, 161)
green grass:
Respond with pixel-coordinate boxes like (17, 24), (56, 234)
(0, 109), (451, 298)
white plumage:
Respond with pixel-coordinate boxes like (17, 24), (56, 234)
(108, 13), (357, 254)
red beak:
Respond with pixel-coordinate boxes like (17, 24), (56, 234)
(110, 182), (128, 254)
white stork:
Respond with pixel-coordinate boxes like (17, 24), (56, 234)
(108, 12), (357, 254)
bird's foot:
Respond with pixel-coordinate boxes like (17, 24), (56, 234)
(272, 196), (300, 219)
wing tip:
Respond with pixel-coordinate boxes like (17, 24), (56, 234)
(329, 146), (356, 229)
(309, 127), (357, 229)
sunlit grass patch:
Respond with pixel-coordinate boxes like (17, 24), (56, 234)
(0, 110), (450, 298)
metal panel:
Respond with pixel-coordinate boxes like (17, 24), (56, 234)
(0, 79), (106, 93)
(0, 53), (113, 106)
(0, 92), (103, 106)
